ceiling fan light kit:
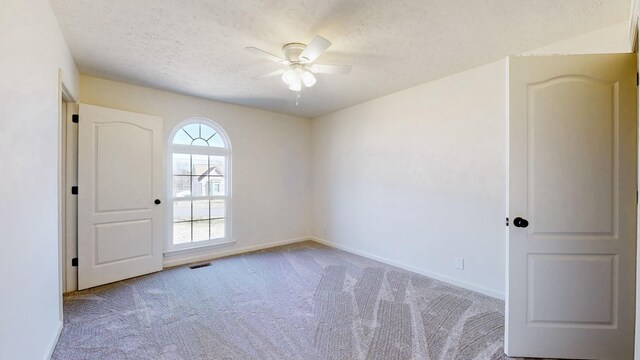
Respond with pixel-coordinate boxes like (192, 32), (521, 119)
(281, 66), (317, 91)
(300, 70), (316, 87)
(246, 35), (352, 93)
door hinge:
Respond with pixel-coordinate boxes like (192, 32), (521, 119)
(71, 186), (78, 195)
(505, 217), (509, 226)
(72, 114), (79, 123)
(72, 258), (78, 267)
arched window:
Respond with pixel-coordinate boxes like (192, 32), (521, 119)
(168, 119), (231, 251)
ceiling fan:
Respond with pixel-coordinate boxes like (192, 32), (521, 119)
(245, 35), (352, 92)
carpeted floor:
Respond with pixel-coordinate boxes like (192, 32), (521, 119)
(53, 241), (517, 359)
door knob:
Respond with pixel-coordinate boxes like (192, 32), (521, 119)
(513, 217), (529, 228)
(154, 199), (161, 205)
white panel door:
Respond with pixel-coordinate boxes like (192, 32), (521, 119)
(507, 53), (637, 359)
(78, 104), (163, 290)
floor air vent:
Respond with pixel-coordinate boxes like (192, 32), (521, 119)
(189, 262), (211, 269)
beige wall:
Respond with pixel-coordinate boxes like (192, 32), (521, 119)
(79, 76), (312, 267)
(523, 21), (631, 55)
(311, 60), (508, 297)
(310, 21), (631, 299)
(0, 0), (79, 359)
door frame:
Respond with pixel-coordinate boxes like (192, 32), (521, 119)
(631, 6), (640, 358)
(57, 71), (77, 300)
(635, 16), (640, 360)
(61, 100), (79, 294)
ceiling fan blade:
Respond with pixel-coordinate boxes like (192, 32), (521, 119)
(309, 64), (352, 75)
(299, 35), (332, 63)
(252, 69), (286, 79)
(245, 47), (288, 64)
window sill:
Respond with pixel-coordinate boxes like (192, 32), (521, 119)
(164, 239), (236, 258)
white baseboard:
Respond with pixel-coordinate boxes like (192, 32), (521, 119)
(163, 236), (310, 268)
(133, 234), (504, 300)
(308, 236), (505, 300)
(44, 320), (63, 360)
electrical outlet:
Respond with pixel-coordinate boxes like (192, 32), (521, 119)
(454, 258), (464, 270)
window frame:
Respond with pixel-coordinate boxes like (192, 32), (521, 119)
(165, 117), (232, 253)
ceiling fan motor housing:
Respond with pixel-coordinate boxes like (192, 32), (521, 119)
(282, 43), (306, 64)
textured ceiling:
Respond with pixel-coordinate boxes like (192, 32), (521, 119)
(50, 0), (630, 118)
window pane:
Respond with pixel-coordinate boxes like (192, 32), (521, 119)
(191, 155), (208, 196)
(208, 156), (225, 195)
(192, 154), (209, 177)
(201, 125), (216, 141)
(193, 220), (210, 242)
(183, 124), (200, 139)
(173, 153), (191, 175)
(173, 176), (191, 197)
(209, 156), (225, 174)
(192, 138), (208, 147)
(209, 181), (222, 196)
(211, 200), (225, 219)
(211, 218), (225, 239)
(173, 201), (191, 222)
(173, 129), (192, 145)
(208, 133), (225, 147)
(173, 222), (191, 244)
(193, 200), (209, 220)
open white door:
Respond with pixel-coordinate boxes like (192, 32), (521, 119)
(78, 104), (163, 290)
(507, 53), (637, 359)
